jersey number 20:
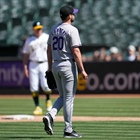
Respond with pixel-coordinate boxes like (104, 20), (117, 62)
(53, 36), (64, 50)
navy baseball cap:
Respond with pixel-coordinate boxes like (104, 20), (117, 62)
(32, 21), (43, 30)
(60, 5), (78, 18)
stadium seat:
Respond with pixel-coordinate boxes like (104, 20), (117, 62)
(0, 0), (10, 22)
(49, 0), (63, 16)
(40, 16), (50, 33)
(0, 23), (7, 44)
(74, 0), (81, 8)
(23, 14), (34, 35)
(24, 0), (37, 14)
(7, 25), (24, 45)
(39, 8), (49, 17)
(7, 17), (24, 45)
(10, 0), (24, 18)
(37, 0), (50, 9)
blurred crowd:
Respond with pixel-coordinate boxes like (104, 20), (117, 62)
(82, 45), (140, 62)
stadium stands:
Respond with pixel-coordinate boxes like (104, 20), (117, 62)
(0, 0), (139, 51)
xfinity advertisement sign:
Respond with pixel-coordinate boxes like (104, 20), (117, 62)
(0, 61), (29, 87)
(85, 72), (140, 91)
(0, 60), (140, 93)
(77, 61), (140, 93)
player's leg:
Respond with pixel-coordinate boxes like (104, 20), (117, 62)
(39, 62), (52, 111)
(45, 61), (64, 119)
(29, 62), (43, 115)
(62, 62), (82, 138)
(48, 66), (64, 119)
(61, 61), (79, 135)
(43, 63), (64, 135)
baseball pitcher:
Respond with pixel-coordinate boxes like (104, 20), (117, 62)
(43, 5), (88, 138)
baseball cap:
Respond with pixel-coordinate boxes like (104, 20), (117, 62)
(128, 45), (136, 51)
(60, 5), (78, 18)
(32, 21), (43, 30)
(110, 46), (119, 54)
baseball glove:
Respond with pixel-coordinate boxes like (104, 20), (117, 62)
(45, 71), (57, 89)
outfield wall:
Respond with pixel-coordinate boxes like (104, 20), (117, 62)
(0, 59), (140, 94)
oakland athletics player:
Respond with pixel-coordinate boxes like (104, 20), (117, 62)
(23, 21), (52, 115)
(43, 5), (88, 138)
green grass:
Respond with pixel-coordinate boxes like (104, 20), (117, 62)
(0, 96), (140, 116)
(0, 122), (140, 140)
(0, 96), (140, 139)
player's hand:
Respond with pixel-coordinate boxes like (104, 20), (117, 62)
(81, 70), (88, 80)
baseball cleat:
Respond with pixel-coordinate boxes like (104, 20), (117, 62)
(64, 130), (82, 138)
(46, 100), (52, 111)
(33, 106), (43, 115)
(43, 113), (54, 135)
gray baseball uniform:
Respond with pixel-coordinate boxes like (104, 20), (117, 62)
(48, 22), (81, 133)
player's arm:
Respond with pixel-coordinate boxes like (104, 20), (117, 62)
(72, 47), (88, 80)
(47, 45), (52, 71)
(23, 53), (29, 78)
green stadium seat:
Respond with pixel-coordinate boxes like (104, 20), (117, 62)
(39, 8), (49, 17)
(7, 17), (25, 45)
(0, 23), (7, 44)
(11, 17), (22, 27)
(24, 0), (37, 14)
(49, 0), (63, 16)
(50, 0), (63, 7)
(74, 0), (81, 8)
(10, 0), (24, 18)
(40, 16), (50, 33)
(37, 0), (50, 9)
(7, 25), (24, 45)
(80, 32), (90, 45)
(22, 13), (34, 35)
(103, 33), (116, 45)
(0, 0), (10, 22)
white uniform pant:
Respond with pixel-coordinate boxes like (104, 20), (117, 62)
(29, 61), (50, 92)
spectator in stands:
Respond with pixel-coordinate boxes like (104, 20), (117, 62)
(81, 46), (124, 62)
(126, 45), (136, 61)
(82, 54), (87, 62)
(109, 46), (119, 61)
(92, 50), (100, 62)
(117, 52), (123, 61)
(136, 55), (140, 61)
(99, 47), (106, 62)
(136, 46), (140, 61)
(104, 52), (111, 62)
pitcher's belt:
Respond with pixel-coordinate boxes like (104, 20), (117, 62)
(30, 60), (47, 63)
(54, 59), (75, 62)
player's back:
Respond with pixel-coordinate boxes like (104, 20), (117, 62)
(48, 23), (79, 61)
